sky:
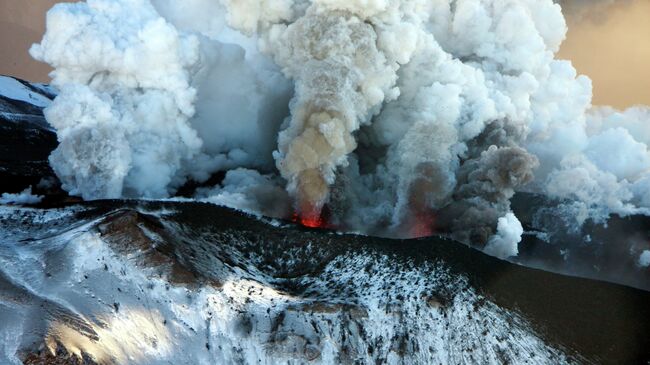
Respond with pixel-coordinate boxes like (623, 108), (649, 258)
(557, 0), (650, 108)
(0, 0), (61, 84)
(0, 0), (648, 109)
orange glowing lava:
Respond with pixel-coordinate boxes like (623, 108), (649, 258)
(292, 212), (325, 228)
(291, 200), (332, 229)
(408, 212), (436, 238)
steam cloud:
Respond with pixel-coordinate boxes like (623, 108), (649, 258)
(484, 213), (524, 260)
(31, 0), (650, 257)
(640, 251), (650, 268)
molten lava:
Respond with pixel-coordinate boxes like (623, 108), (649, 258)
(408, 211), (437, 238)
(293, 213), (324, 228)
(291, 205), (330, 229)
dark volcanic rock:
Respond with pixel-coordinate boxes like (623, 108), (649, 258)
(512, 192), (650, 292)
(96, 209), (206, 287)
(22, 342), (99, 365)
(0, 75), (59, 195)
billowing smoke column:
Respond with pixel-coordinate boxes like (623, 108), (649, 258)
(257, 7), (400, 222)
(32, 0), (650, 258)
(30, 0), (292, 199)
(30, 0), (202, 198)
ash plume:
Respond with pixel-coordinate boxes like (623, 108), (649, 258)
(31, 0), (650, 259)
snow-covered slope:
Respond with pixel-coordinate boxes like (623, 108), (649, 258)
(0, 75), (58, 196)
(0, 76), (54, 109)
(0, 75), (55, 127)
(1, 201), (649, 364)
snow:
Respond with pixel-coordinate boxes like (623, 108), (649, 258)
(0, 76), (52, 108)
(0, 204), (571, 364)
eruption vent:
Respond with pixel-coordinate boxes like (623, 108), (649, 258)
(31, 0), (650, 258)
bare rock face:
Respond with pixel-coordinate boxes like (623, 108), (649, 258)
(96, 210), (203, 287)
(22, 342), (99, 365)
(0, 201), (649, 364)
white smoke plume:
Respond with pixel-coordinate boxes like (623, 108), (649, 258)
(32, 0), (650, 256)
(31, 0), (201, 199)
(544, 107), (650, 226)
(198, 168), (291, 218)
(640, 250), (650, 268)
(484, 213), (524, 260)
(0, 187), (43, 205)
(30, 0), (291, 199)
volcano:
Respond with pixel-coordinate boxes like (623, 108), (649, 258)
(1, 75), (650, 364)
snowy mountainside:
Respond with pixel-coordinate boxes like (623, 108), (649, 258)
(0, 75), (55, 124)
(0, 75), (58, 196)
(1, 201), (649, 364)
